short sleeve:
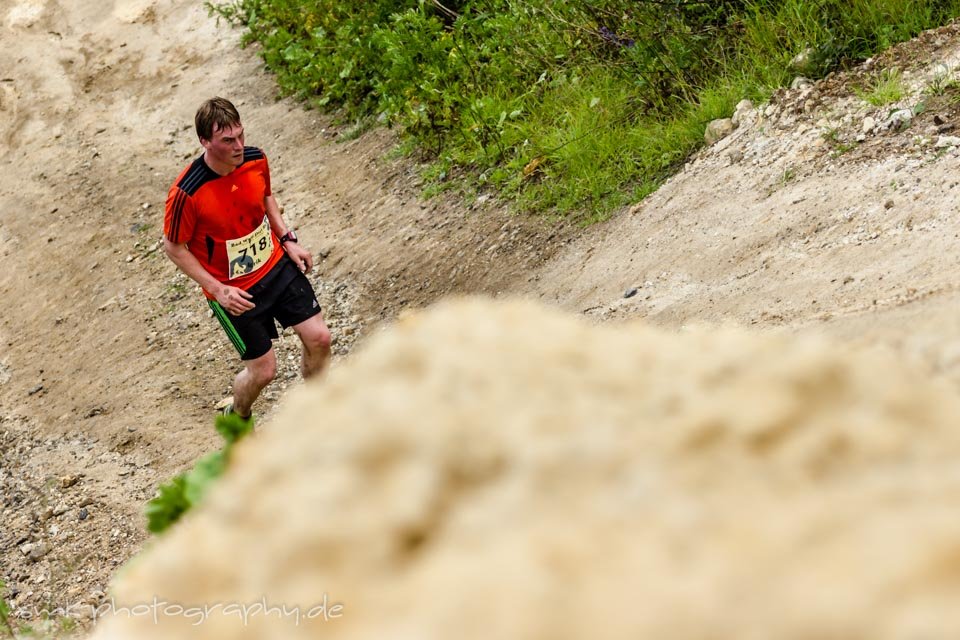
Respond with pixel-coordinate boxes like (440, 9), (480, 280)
(262, 151), (272, 197)
(164, 185), (197, 244)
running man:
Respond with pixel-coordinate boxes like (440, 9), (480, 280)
(163, 97), (331, 422)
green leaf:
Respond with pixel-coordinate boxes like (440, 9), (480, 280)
(183, 451), (227, 507)
(145, 474), (190, 534)
(214, 412), (255, 445)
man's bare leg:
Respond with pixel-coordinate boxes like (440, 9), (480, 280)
(231, 349), (277, 417)
(292, 314), (332, 379)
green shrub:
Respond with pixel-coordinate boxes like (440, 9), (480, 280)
(209, 0), (960, 219)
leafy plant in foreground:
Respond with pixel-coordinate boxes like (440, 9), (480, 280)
(145, 413), (253, 534)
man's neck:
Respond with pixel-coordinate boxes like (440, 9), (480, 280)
(203, 151), (236, 176)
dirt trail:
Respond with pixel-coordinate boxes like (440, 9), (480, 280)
(5, 0), (960, 634)
(0, 0), (566, 628)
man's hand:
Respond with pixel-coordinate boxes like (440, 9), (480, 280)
(283, 242), (313, 274)
(216, 285), (255, 316)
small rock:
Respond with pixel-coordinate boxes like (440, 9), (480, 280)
(75, 608), (94, 622)
(52, 502), (69, 517)
(727, 149), (744, 164)
(884, 200), (895, 209)
(731, 99), (754, 126)
(885, 109), (913, 131)
(623, 288), (639, 299)
(27, 384), (43, 396)
(790, 48), (816, 74)
(78, 497), (94, 508)
(27, 542), (51, 563)
(38, 507), (54, 523)
(934, 135), (960, 148)
(790, 76), (813, 90)
(705, 118), (736, 145)
(842, 276), (855, 285)
(862, 116), (876, 133)
(341, 326), (356, 337)
(934, 114), (945, 126)
(59, 474), (80, 489)
(79, 508), (89, 521)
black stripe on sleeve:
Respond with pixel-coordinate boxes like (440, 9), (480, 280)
(169, 188), (187, 242)
(176, 156), (219, 196)
(242, 146), (264, 162)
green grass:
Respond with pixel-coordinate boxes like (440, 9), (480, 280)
(856, 68), (906, 105)
(924, 64), (960, 96)
(208, 0), (960, 220)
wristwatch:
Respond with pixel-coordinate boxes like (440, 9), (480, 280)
(279, 230), (298, 244)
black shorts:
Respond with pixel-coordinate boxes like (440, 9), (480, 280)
(208, 256), (322, 360)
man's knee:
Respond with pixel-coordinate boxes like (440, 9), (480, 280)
(245, 351), (277, 386)
(298, 318), (331, 353)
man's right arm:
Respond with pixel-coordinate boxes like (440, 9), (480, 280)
(162, 238), (255, 315)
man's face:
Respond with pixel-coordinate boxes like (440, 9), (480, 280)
(201, 122), (245, 169)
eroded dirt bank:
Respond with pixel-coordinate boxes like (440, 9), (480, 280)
(92, 299), (960, 640)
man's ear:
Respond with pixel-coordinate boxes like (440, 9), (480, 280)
(199, 137), (211, 149)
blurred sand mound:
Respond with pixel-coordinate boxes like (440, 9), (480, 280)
(93, 298), (960, 640)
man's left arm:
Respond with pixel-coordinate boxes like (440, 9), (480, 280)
(265, 194), (313, 273)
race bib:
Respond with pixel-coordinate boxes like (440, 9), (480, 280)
(225, 217), (273, 279)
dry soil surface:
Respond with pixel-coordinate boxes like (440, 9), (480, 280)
(0, 0), (570, 630)
(4, 0), (960, 635)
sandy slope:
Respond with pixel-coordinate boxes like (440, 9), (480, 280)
(4, 0), (960, 634)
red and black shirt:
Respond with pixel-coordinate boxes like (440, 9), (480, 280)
(164, 147), (284, 298)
